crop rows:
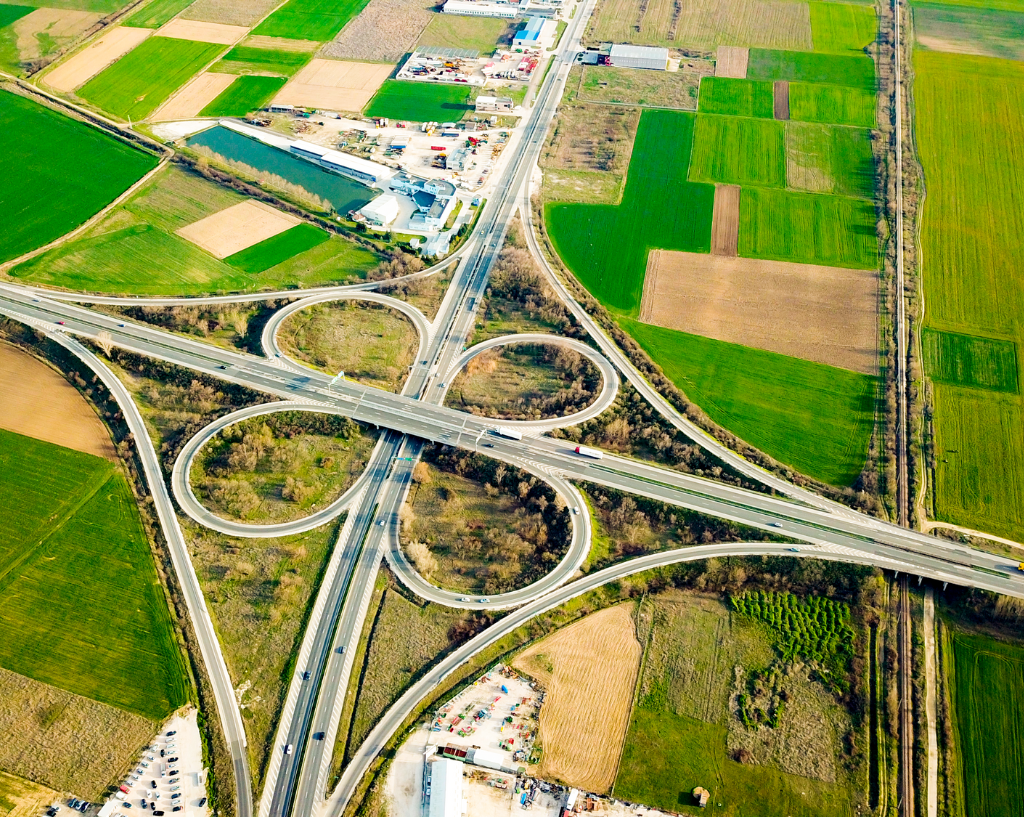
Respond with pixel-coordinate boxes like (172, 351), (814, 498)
(922, 328), (1019, 393)
(697, 77), (774, 118)
(731, 590), (855, 692)
(200, 75), (289, 118)
(690, 114), (786, 187)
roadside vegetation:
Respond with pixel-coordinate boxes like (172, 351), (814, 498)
(379, 258), (453, 321)
(277, 300), (419, 392)
(0, 88), (158, 264)
(0, 429), (189, 720)
(190, 412), (376, 524)
(402, 445), (572, 594)
(184, 517), (341, 788)
(444, 342), (601, 421)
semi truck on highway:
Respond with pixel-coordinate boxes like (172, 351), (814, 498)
(494, 427), (523, 440)
(574, 445), (603, 460)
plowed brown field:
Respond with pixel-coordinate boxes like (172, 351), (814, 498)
(0, 342), (115, 460)
(42, 26), (151, 92)
(639, 250), (878, 374)
(711, 183), (740, 256)
(716, 45), (748, 78)
(513, 605), (641, 793)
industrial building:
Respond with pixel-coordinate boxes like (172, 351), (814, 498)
(475, 95), (514, 113)
(442, 0), (519, 17)
(390, 173), (458, 230)
(598, 42), (669, 70)
(425, 758), (466, 817)
(397, 46), (485, 85)
(512, 16), (545, 46)
(289, 140), (387, 184)
(356, 194), (400, 227)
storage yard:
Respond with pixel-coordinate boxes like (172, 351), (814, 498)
(387, 662), (680, 817)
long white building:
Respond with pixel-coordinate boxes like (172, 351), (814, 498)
(442, 0), (519, 17)
(426, 758), (466, 817)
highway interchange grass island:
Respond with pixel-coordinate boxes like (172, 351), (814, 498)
(0, 0), (1023, 814)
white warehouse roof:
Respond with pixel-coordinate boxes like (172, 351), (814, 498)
(467, 748), (506, 771)
(319, 149), (392, 181)
(291, 140), (330, 157)
(427, 759), (465, 817)
(359, 194), (400, 224)
(443, 0), (519, 16)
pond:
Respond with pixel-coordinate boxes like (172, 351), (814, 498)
(187, 126), (377, 214)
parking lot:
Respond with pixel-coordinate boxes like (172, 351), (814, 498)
(89, 711), (209, 817)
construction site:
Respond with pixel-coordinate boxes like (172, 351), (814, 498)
(396, 47), (543, 86)
(386, 665), (683, 817)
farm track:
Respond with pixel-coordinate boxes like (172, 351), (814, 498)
(897, 576), (914, 816)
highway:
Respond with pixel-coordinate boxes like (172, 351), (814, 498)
(0, 0), (995, 812)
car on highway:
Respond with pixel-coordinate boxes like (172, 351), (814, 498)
(789, 547), (801, 552)
(378, 520), (385, 526)
(769, 522), (783, 528)
(56, 321), (65, 325)
(302, 672), (310, 680)
(571, 507), (579, 515)
(314, 732), (325, 740)
(285, 744), (293, 755)
(478, 598), (488, 603)
(459, 597), (470, 602)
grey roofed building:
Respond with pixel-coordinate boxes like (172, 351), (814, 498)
(599, 42), (669, 70)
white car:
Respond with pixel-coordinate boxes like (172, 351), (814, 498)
(285, 744), (293, 755)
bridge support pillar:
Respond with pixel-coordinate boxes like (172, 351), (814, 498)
(942, 582), (948, 591)
(918, 575), (922, 585)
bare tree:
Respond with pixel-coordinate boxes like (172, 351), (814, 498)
(96, 330), (114, 356)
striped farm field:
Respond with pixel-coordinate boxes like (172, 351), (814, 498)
(199, 75), (287, 116)
(739, 187), (878, 269)
(78, 36), (226, 120)
(922, 329), (1019, 393)
(945, 627), (1024, 817)
(916, 51), (1024, 542)
(786, 122), (875, 198)
(0, 429), (188, 719)
(212, 44), (313, 76)
(623, 321), (879, 485)
(225, 222), (329, 271)
(697, 77), (774, 117)
(748, 48), (876, 89)
(789, 82), (876, 127)
(689, 114), (787, 187)
(0, 89), (157, 264)
(364, 81), (474, 122)
(546, 109), (714, 314)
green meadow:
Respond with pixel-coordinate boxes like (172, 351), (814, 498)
(697, 77), (774, 118)
(785, 122), (875, 198)
(0, 89), (157, 263)
(213, 44), (313, 77)
(11, 166), (380, 294)
(0, 430), (188, 719)
(944, 628), (1024, 817)
(225, 222), (329, 272)
(200, 75), (288, 117)
(690, 114), (787, 187)
(913, 2), (1024, 63)
(252, 0), (370, 41)
(915, 50), (1024, 541)
(739, 186), (878, 269)
(78, 37), (225, 120)
(789, 83), (876, 128)
(622, 322), (878, 485)
(545, 109), (714, 313)
(810, 2), (878, 54)
(124, 0), (194, 27)
(364, 80), (474, 122)
(748, 49), (876, 89)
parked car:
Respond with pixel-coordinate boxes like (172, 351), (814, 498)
(166, 758), (178, 764)
(168, 772), (178, 778)
(197, 799), (207, 808)
(166, 731), (176, 737)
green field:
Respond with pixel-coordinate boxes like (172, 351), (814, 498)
(945, 628), (1024, 816)
(697, 77), (774, 118)
(621, 322), (877, 485)
(252, 0), (369, 41)
(546, 109), (714, 313)
(786, 122), (874, 198)
(748, 49), (876, 89)
(364, 80), (473, 122)
(415, 13), (506, 54)
(212, 44), (313, 76)
(124, 0), (194, 27)
(0, 3), (32, 26)
(10, 166), (380, 294)
(910, 0), (1024, 11)
(810, 2), (878, 54)
(78, 36), (225, 120)
(915, 51), (1024, 541)
(0, 90), (157, 264)
(690, 114), (786, 187)
(0, 429), (188, 719)
(739, 186), (878, 269)
(789, 82), (876, 127)
(224, 222), (329, 271)
(914, 3), (1024, 64)
(199, 75), (288, 117)
(922, 329), (1019, 393)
